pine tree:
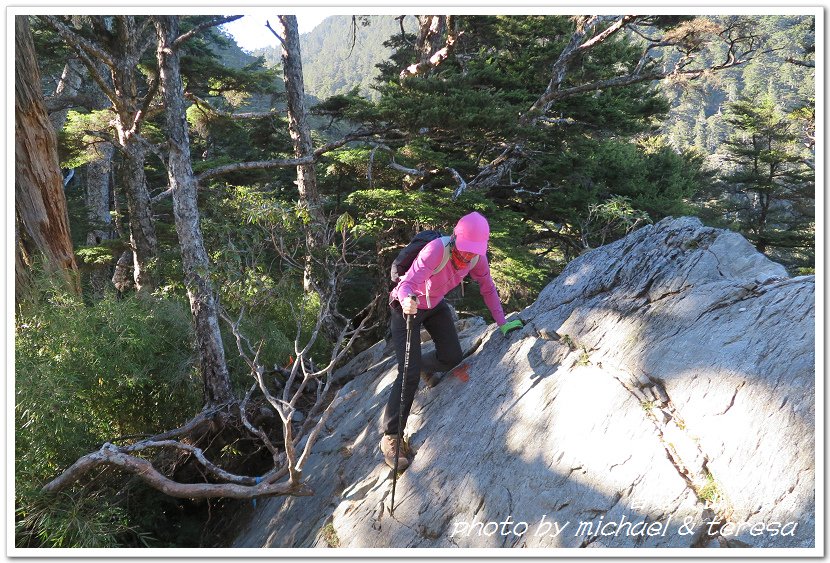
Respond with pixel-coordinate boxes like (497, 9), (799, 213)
(721, 93), (813, 265)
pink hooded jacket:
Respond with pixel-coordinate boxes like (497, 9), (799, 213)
(391, 237), (507, 326)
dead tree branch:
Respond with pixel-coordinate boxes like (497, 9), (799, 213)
(195, 130), (381, 184)
(185, 92), (283, 120)
(40, 16), (119, 103)
(173, 15), (242, 49)
(400, 15), (463, 79)
(785, 57), (815, 68)
(42, 443), (310, 499)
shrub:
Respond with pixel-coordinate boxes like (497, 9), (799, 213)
(15, 285), (201, 547)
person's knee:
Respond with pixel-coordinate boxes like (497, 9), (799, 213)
(439, 346), (462, 368)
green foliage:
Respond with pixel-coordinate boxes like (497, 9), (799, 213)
(180, 19), (281, 101)
(352, 15), (698, 264)
(581, 138), (702, 217)
(199, 185), (336, 375)
(663, 15), (814, 153)
(698, 472), (725, 505)
(714, 93), (814, 267)
(312, 88), (381, 124)
(75, 239), (128, 267)
(58, 110), (113, 169)
(15, 279), (201, 547)
(29, 16), (76, 77)
(16, 491), (153, 548)
(583, 196), (652, 248)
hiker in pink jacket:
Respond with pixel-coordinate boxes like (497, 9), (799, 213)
(380, 212), (523, 470)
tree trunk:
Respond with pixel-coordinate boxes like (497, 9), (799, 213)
(85, 142), (115, 245)
(111, 19), (159, 294)
(154, 15), (233, 406)
(42, 15), (159, 295)
(756, 192), (770, 254)
(85, 142), (115, 295)
(15, 15), (80, 295)
(399, 16), (461, 79)
(84, 61), (117, 245)
(48, 56), (84, 132)
(276, 15), (323, 290)
(118, 137), (158, 294)
(15, 211), (33, 302)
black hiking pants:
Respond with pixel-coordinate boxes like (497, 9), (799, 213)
(382, 299), (463, 436)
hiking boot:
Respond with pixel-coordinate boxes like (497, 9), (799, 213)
(380, 434), (410, 471)
(420, 370), (443, 388)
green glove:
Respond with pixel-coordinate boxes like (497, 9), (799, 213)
(500, 319), (523, 336)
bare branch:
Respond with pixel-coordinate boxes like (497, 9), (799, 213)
(313, 130), (380, 157)
(579, 15), (637, 51)
(136, 407), (220, 443)
(514, 181), (558, 197)
(239, 382), (279, 458)
(40, 15), (116, 69)
(627, 24), (664, 43)
(134, 132), (167, 163)
(449, 168), (468, 201)
(395, 15), (413, 46)
(40, 16), (119, 103)
(172, 15), (242, 48)
(150, 187), (173, 204)
(195, 130), (380, 184)
(185, 92), (283, 120)
(123, 440), (255, 485)
(523, 15), (634, 124)
(138, 26), (157, 60)
(42, 443), (311, 499)
(265, 20), (287, 49)
(551, 54), (749, 103)
(785, 57), (815, 68)
(44, 92), (100, 113)
(308, 294), (383, 379)
(131, 74), (160, 136)
(390, 161), (428, 176)
(196, 156), (314, 184)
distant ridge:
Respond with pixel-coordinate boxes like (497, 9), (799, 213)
(253, 15), (418, 101)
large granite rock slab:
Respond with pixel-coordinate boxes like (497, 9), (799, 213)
(233, 217), (815, 550)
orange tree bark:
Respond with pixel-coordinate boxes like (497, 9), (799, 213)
(15, 15), (79, 295)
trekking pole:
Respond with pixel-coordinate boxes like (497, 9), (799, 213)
(391, 300), (414, 515)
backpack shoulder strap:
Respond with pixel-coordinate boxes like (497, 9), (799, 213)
(433, 236), (453, 275)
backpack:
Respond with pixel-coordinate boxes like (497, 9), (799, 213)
(390, 230), (479, 284)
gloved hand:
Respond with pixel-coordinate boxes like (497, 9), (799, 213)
(500, 319), (523, 336)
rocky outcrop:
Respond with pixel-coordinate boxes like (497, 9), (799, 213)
(233, 217), (815, 550)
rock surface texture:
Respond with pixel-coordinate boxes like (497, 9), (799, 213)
(234, 217), (815, 550)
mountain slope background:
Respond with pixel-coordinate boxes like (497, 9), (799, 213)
(252, 15), (418, 101)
